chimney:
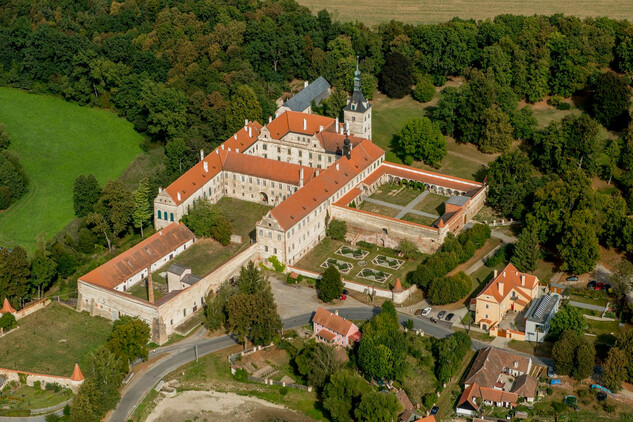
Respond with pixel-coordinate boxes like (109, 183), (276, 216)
(147, 267), (155, 304)
(236, 148), (239, 153)
(221, 144), (225, 150)
(269, 115), (272, 123)
(303, 118), (307, 131)
(304, 80), (309, 88)
(319, 125), (323, 132)
(203, 161), (208, 173)
(335, 117), (339, 133)
(200, 149), (204, 161)
(158, 187), (162, 193)
(244, 119), (248, 129)
(336, 163), (339, 171)
(177, 192), (181, 202)
(249, 126), (252, 137)
(299, 168), (304, 187)
(234, 133), (237, 140)
(498, 281), (504, 296)
(494, 269), (498, 278)
(334, 310), (339, 316)
(315, 169), (320, 176)
(521, 275), (525, 286)
(344, 120), (349, 133)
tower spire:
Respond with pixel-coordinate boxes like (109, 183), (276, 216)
(353, 55), (362, 92)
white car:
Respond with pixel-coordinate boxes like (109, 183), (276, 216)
(421, 307), (432, 316)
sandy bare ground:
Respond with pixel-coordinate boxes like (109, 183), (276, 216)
(146, 390), (309, 422)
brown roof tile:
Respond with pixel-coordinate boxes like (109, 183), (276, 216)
(266, 111), (335, 139)
(477, 263), (539, 304)
(511, 373), (538, 398)
(312, 308), (358, 337)
(79, 223), (194, 289)
(464, 347), (532, 387)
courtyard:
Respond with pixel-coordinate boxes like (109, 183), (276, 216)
(295, 237), (421, 289)
(358, 183), (448, 228)
(128, 197), (272, 302)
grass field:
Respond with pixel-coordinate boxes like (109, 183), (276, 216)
(0, 88), (143, 253)
(296, 0), (633, 26)
(0, 385), (74, 416)
(0, 302), (112, 376)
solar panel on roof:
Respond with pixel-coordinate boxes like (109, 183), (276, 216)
(533, 295), (552, 320)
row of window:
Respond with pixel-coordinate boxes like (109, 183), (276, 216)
(157, 210), (175, 221)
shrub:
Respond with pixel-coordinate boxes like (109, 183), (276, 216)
(0, 312), (17, 331)
(412, 74), (435, 103)
(327, 219), (347, 241)
(357, 240), (375, 249)
(423, 393), (436, 409)
(397, 239), (420, 259)
(234, 368), (248, 382)
(268, 255), (285, 273)
(548, 95), (565, 108)
(279, 386), (289, 396)
(546, 387), (553, 395)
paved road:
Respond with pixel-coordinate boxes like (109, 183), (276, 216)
(568, 300), (606, 312)
(110, 306), (552, 422)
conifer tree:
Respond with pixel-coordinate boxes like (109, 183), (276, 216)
(511, 227), (540, 272)
(133, 178), (152, 238)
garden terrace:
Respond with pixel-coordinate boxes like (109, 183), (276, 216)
(294, 238), (421, 289)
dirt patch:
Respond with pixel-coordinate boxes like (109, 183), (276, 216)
(146, 390), (310, 422)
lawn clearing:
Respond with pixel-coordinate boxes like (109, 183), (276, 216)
(414, 192), (447, 215)
(358, 201), (400, 217)
(367, 183), (421, 206)
(216, 196), (272, 242)
(0, 384), (74, 416)
(400, 213), (437, 227)
(0, 302), (111, 376)
(295, 0), (633, 26)
(0, 88), (143, 253)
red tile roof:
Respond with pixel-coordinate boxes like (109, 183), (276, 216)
(382, 162), (484, 193)
(165, 147), (316, 206)
(270, 140), (384, 230)
(312, 308), (358, 337)
(266, 111), (335, 138)
(477, 263), (539, 304)
(70, 363), (84, 381)
(464, 347), (532, 387)
(1, 298), (16, 314)
(79, 223), (194, 289)
(414, 417), (436, 422)
(316, 329), (337, 341)
(458, 382), (518, 410)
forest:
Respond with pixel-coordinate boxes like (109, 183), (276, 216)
(0, 0), (632, 306)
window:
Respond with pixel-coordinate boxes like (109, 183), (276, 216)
(277, 147), (281, 153)
(183, 309), (187, 317)
(265, 245), (269, 252)
(157, 210), (162, 219)
(486, 304), (489, 309)
(259, 229), (263, 236)
(277, 234), (281, 241)
(170, 213), (174, 221)
(263, 144), (267, 150)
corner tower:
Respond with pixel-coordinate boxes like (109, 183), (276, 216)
(343, 58), (372, 140)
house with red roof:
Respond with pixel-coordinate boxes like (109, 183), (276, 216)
(312, 308), (360, 347)
(475, 263), (540, 333)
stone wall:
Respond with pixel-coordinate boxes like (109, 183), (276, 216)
(77, 281), (158, 326)
(331, 205), (443, 254)
(155, 243), (259, 343)
(0, 368), (83, 394)
(13, 298), (51, 320)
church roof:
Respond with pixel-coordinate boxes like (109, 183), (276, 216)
(79, 223), (195, 290)
(344, 89), (371, 113)
(283, 77), (331, 112)
(269, 139), (384, 230)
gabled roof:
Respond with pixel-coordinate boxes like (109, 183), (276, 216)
(511, 373), (538, 398)
(266, 111), (335, 139)
(283, 77), (331, 112)
(458, 382), (518, 410)
(464, 347), (531, 387)
(315, 129), (365, 154)
(477, 263), (539, 304)
(344, 89), (371, 113)
(316, 328), (337, 341)
(168, 263), (189, 276)
(269, 140), (384, 230)
(457, 382), (480, 411)
(79, 223), (194, 290)
(164, 146), (316, 206)
(396, 388), (414, 410)
(312, 308), (357, 337)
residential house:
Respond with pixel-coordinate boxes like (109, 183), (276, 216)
(312, 307), (361, 347)
(475, 263), (540, 331)
(524, 294), (560, 343)
(456, 382), (518, 416)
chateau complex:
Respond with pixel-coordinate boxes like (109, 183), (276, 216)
(78, 70), (486, 344)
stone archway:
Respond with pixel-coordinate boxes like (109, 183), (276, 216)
(260, 192), (268, 203)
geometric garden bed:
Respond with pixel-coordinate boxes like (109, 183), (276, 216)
(356, 268), (391, 283)
(320, 258), (353, 274)
(335, 246), (369, 260)
(372, 255), (404, 270)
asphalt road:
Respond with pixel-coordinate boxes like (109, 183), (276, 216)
(109, 306), (552, 422)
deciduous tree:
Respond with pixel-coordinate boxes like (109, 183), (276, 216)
(392, 117), (446, 167)
(295, 341), (341, 389)
(591, 71), (631, 129)
(323, 369), (371, 422)
(317, 266), (344, 303)
(603, 347), (627, 392)
(354, 390), (401, 422)
(549, 305), (586, 339)
(106, 316), (150, 363)
(379, 51), (412, 99)
(73, 174), (100, 218)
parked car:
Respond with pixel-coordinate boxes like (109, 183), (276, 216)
(595, 282), (605, 291)
(340, 294), (347, 300)
(343, 289), (349, 295)
(550, 379), (562, 385)
(430, 317), (438, 323)
(437, 310), (447, 320)
(587, 280), (597, 289)
(548, 367), (556, 378)
(566, 276), (579, 282)
(445, 313), (455, 322)
(421, 307), (432, 316)
(430, 406), (439, 415)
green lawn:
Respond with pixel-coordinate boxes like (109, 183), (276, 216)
(414, 192), (447, 215)
(295, 238), (420, 289)
(400, 213), (437, 226)
(0, 384), (74, 416)
(358, 201), (400, 217)
(372, 94), (428, 163)
(0, 302), (112, 376)
(367, 183), (422, 206)
(0, 88), (143, 253)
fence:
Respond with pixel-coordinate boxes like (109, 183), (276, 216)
(228, 343), (275, 366)
(480, 218), (519, 227)
(247, 375), (312, 392)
